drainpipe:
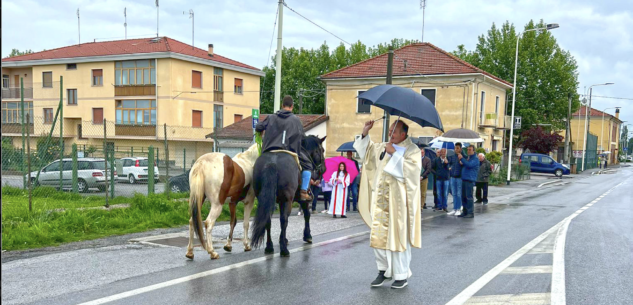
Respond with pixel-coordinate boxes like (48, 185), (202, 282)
(155, 58), (159, 139)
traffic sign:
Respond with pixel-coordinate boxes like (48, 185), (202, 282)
(252, 109), (260, 129)
(514, 117), (522, 129)
(252, 118), (259, 129)
(625, 147), (628, 152)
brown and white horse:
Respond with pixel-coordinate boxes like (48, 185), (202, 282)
(186, 143), (259, 260)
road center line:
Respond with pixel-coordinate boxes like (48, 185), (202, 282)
(78, 231), (369, 305)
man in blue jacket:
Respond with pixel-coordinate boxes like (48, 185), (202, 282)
(447, 143), (464, 216)
(458, 145), (479, 218)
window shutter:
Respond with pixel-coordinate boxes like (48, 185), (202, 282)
(235, 79), (242, 86)
(93, 108), (104, 124)
(92, 69), (103, 77)
(234, 114), (243, 123)
(192, 71), (202, 88)
(192, 110), (202, 128)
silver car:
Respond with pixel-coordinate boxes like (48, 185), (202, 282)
(26, 158), (115, 193)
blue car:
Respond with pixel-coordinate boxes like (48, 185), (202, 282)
(520, 153), (570, 177)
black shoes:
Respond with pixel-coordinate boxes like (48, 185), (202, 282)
(341, 215), (347, 218)
(371, 271), (392, 287)
(475, 200), (483, 203)
(463, 214), (474, 218)
(391, 279), (408, 289)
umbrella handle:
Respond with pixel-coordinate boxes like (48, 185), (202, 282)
(380, 150), (386, 160)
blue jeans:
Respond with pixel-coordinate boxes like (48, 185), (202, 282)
(301, 170), (311, 191)
(462, 180), (475, 215)
(435, 180), (449, 210)
(311, 185), (321, 211)
(347, 183), (359, 211)
(450, 177), (462, 210)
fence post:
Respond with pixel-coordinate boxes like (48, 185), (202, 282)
(21, 77), (26, 190)
(104, 118), (109, 208)
(110, 144), (115, 198)
(72, 143), (78, 193)
(148, 146), (155, 195)
(183, 148), (186, 173)
(59, 76), (64, 190)
(130, 147), (133, 157)
(27, 114), (32, 212)
(164, 124), (170, 196)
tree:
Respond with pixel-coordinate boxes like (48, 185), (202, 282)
(452, 20), (580, 136)
(8, 49), (33, 57)
(259, 39), (419, 115)
(519, 126), (563, 154)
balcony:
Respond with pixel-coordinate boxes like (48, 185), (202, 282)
(1, 123), (34, 134)
(214, 91), (224, 103)
(115, 124), (156, 137)
(114, 85), (156, 97)
(478, 112), (499, 128)
(2, 87), (34, 100)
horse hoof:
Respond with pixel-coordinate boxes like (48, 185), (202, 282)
(303, 237), (312, 244)
(210, 252), (220, 260)
(244, 245), (252, 252)
(185, 253), (194, 260)
(265, 248), (274, 255)
(280, 250), (290, 257)
(223, 245), (232, 252)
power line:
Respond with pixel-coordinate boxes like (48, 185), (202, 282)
(283, 1), (351, 45)
(580, 94), (633, 101)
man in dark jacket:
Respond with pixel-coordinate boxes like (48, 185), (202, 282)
(420, 148), (432, 209)
(447, 143), (464, 216)
(431, 148), (450, 212)
(458, 145), (479, 218)
(476, 153), (492, 205)
(256, 95), (312, 201)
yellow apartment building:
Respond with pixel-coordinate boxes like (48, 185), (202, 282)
(567, 106), (622, 164)
(1, 37), (263, 167)
(319, 43), (513, 157)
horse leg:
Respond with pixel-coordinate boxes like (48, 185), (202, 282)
(242, 196), (255, 251)
(223, 201), (238, 252)
(204, 200), (223, 259)
(185, 217), (195, 259)
(301, 200), (312, 244)
(265, 217), (274, 254)
(279, 200), (292, 257)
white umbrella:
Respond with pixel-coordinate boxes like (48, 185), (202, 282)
(436, 128), (484, 143)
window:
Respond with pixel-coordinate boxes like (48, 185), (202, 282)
(495, 96), (500, 114)
(44, 108), (54, 124)
(214, 68), (223, 91)
(115, 100), (156, 125)
(192, 110), (202, 128)
(92, 69), (103, 86)
(357, 90), (371, 113)
(214, 105), (223, 129)
(542, 157), (554, 165)
(234, 114), (243, 123)
(492, 140), (498, 152)
(67, 89), (77, 105)
(93, 108), (104, 124)
(530, 156), (539, 162)
(115, 60), (155, 85)
(66, 63), (77, 70)
(44, 161), (61, 172)
(62, 161), (73, 171)
(480, 91), (486, 122)
(234, 78), (243, 94)
(192, 71), (202, 89)
(421, 89), (437, 106)
(2, 102), (33, 123)
(43, 72), (53, 88)
(2, 75), (8, 88)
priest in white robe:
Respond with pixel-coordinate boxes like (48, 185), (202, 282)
(353, 120), (422, 289)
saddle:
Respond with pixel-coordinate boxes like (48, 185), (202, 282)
(268, 150), (302, 171)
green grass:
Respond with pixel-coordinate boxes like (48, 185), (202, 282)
(1, 186), (251, 251)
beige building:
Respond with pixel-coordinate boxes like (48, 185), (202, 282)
(319, 43), (513, 157)
(567, 106), (622, 164)
(1, 37), (264, 167)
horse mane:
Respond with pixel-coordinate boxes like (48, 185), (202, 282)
(302, 135), (321, 151)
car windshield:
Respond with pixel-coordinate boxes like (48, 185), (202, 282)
(91, 161), (112, 170)
(139, 159), (150, 167)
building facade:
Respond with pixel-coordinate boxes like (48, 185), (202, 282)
(2, 37), (263, 168)
(319, 43), (513, 157)
(568, 106), (622, 164)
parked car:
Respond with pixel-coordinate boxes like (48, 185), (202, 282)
(168, 169), (191, 193)
(25, 158), (114, 192)
(520, 153), (570, 177)
(116, 157), (159, 184)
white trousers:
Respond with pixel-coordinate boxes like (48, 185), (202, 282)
(374, 242), (412, 281)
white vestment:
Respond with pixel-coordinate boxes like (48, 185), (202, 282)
(327, 171), (350, 216)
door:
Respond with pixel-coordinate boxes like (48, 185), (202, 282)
(14, 75), (19, 88)
(40, 161), (61, 185)
(540, 156), (556, 174)
(62, 161), (73, 187)
(529, 155), (541, 173)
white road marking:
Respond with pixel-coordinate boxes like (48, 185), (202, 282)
(501, 265), (552, 274)
(538, 180), (566, 188)
(78, 231), (369, 305)
(464, 293), (551, 304)
(447, 182), (625, 305)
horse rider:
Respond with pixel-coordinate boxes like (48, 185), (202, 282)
(256, 95), (313, 201)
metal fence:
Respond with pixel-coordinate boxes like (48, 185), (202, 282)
(575, 133), (598, 171)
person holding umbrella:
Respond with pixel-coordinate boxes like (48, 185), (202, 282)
(447, 143), (464, 216)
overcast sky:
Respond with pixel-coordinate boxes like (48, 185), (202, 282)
(2, 0), (632, 131)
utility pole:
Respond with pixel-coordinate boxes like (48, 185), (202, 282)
(124, 8), (127, 39)
(564, 93), (571, 164)
(582, 87), (593, 171)
(156, 0), (159, 37)
(299, 89), (303, 114)
(273, 0), (284, 112)
(77, 9), (81, 45)
(420, 0), (427, 42)
(184, 9), (194, 49)
(382, 46), (394, 143)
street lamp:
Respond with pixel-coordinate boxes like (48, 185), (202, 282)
(600, 106), (620, 152)
(507, 23), (560, 185)
(581, 83), (615, 171)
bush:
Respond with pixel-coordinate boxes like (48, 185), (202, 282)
(476, 147), (486, 155)
(486, 151), (502, 164)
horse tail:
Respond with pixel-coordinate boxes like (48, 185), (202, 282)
(250, 162), (277, 248)
(189, 165), (207, 251)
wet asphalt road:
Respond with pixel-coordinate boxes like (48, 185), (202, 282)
(3, 167), (632, 305)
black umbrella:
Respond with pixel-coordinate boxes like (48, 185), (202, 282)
(358, 85), (444, 132)
(336, 141), (356, 152)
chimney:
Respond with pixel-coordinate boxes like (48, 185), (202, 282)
(208, 44), (214, 56)
(615, 108), (620, 120)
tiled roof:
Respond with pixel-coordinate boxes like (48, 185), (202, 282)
(206, 114), (329, 140)
(2, 37), (260, 71)
(320, 43), (513, 87)
(573, 107), (622, 122)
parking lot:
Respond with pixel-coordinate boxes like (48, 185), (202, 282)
(1, 175), (167, 197)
